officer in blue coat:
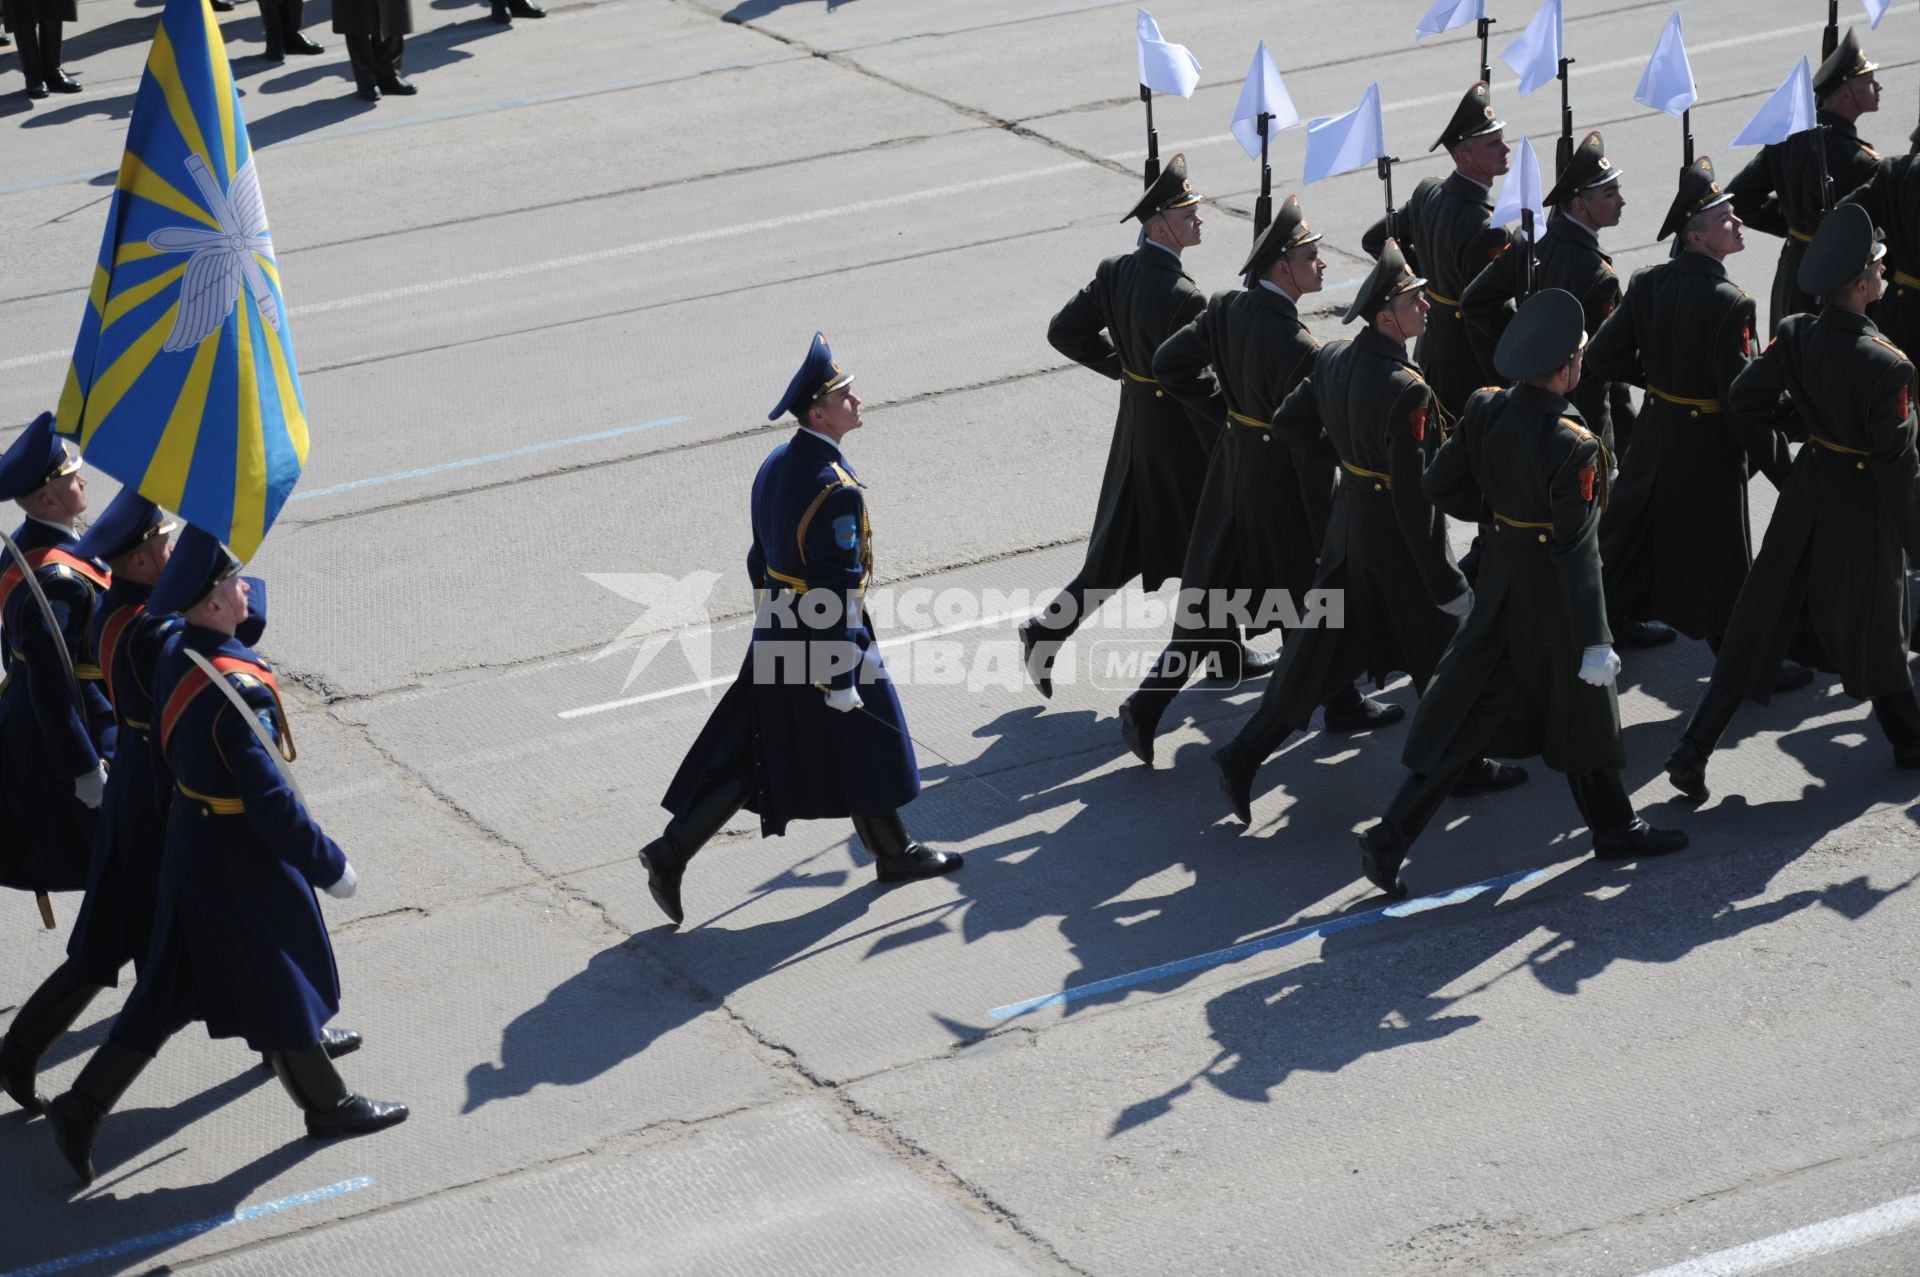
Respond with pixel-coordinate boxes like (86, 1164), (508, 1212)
(45, 528), (403, 1187)
(0, 412), (114, 897)
(641, 334), (963, 928)
(1, 492), (179, 1114)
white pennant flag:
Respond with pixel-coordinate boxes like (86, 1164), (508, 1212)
(1500, 0), (1563, 97)
(1633, 11), (1697, 118)
(1415, 0), (1482, 40)
(1231, 42), (1300, 160)
(1863, 0), (1891, 29)
(1731, 57), (1817, 148)
(1302, 82), (1385, 185)
(1137, 8), (1201, 98)
(1491, 135), (1547, 232)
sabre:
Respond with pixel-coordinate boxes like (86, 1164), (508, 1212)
(0, 525), (88, 931)
(851, 699), (1023, 809)
(183, 646), (306, 806)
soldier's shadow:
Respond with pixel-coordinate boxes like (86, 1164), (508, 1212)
(721, 0), (859, 21)
(20, 91), (137, 128)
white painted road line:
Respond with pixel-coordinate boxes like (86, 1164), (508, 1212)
(1633, 1188), (1920, 1276)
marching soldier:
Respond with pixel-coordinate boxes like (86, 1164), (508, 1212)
(1118, 198), (1394, 765)
(1359, 290), (1688, 900)
(1, 493), (177, 1115)
(1020, 155), (1218, 698)
(1362, 82), (1513, 419)
(0, 412), (113, 901)
(1210, 242), (1526, 826)
(640, 334), (962, 929)
(45, 528), (401, 1186)
(1727, 26), (1884, 332)
(1840, 123), (1920, 358)
(1584, 159), (1807, 688)
(1667, 205), (1920, 799)
(2, 0), (78, 98)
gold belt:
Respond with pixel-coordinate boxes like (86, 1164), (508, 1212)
(1893, 269), (1920, 290)
(1425, 287), (1461, 308)
(1226, 410), (1270, 430)
(74, 663), (103, 681)
(1342, 460), (1392, 489)
(1788, 228), (1814, 243)
(177, 781), (244, 815)
(1647, 387), (1723, 412)
(1121, 366), (1158, 384)
(1493, 512), (1554, 531)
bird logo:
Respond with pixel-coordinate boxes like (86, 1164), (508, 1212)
(145, 152), (281, 352)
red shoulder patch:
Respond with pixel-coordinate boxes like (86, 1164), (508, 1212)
(1741, 324), (1752, 357)
(1410, 404), (1428, 441)
(1580, 463), (1596, 503)
(1900, 384), (1912, 422)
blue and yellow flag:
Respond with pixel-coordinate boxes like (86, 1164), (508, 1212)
(55, 0), (306, 561)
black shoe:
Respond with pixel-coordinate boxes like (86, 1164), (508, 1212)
(638, 833), (689, 927)
(210, 0), (236, 10)
(874, 844), (963, 882)
(262, 46), (286, 61)
(24, 81), (49, 100)
(1592, 819), (1689, 861)
(506, 0), (547, 14)
(46, 69), (80, 93)
(355, 83), (380, 101)
(285, 32), (324, 53)
(259, 1026), (362, 1071)
(306, 1093), (410, 1139)
(1450, 757), (1528, 797)
(1356, 824), (1410, 901)
(1017, 620), (1054, 700)
(1665, 741), (1709, 801)
(1617, 619), (1677, 648)
(0, 1038), (47, 1115)
(1323, 693), (1405, 735)
(1773, 660), (1814, 694)
(376, 74), (416, 95)
(1212, 741), (1258, 826)
(44, 1043), (151, 1187)
(1211, 643), (1278, 683)
(45, 1092), (100, 1185)
(1118, 696), (1162, 767)
(489, 0), (513, 20)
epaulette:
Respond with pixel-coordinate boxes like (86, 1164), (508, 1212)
(1872, 335), (1910, 361)
(1557, 416), (1593, 442)
(1861, 142), (1882, 160)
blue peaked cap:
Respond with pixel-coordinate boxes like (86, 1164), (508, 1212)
(73, 490), (177, 563)
(149, 523), (242, 616)
(767, 332), (855, 422)
(0, 413), (82, 503)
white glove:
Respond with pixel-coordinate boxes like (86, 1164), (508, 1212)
(73, 762), (108, 809)
(1438, 588), (1474, 618)
(1608, 466), (1620, 484)
(325, 863), (359, 899)
(824, 685), (863, 713)
(1578, 645), (1622, 688)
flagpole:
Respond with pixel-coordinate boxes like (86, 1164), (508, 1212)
(1476, 13), (1496, 82)
(1141, 85), (1160, 187)
(1822, 0), (1839, 60)
(1255, 112), (1273, 234)
(1682, 107), (1694, 166)
(1555, 55), (1575, 177)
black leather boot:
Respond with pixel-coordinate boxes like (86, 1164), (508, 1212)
(1017, 619), (1055, 700)
(1616, 619), (1676, 648)
(1358, 766), (1458, 900)
(1211, 738), (1263, 827)
(45, 1043), (152, 1186)
(1234, 642), (1280, 679)
(489, 0), (513, 22)
(1118, 693), (1167, 767)
(506, 0), (546, 16)
(1450, 757), (1529, 797)
(1592, 820), (1690, 860)
(1321, 684), (1406, 734)
(260, 1025), (362, 1071)
(637, 774), (750, 927)
(1, 960), (103, 1114)
(1665, 685), (1742, 801)
(271, 1045), (409, 1139)
(851, 810), (963, 882)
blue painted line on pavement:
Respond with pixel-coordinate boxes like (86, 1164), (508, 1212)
(987, 866), (1554, 1020)
(1, 1176), (376, 1277)
(287, 415), (687, 502)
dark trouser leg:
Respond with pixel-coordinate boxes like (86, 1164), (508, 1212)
(377, 34), (405, 81)
(0, 959), (104, 1113)
(44, 1042), (154, 1186)
(1576, 766), (1690, 859)
(1873, 690), (1920, 763)
(345, 33), (377, 93)
(259, 0), (284, 56)
(849, 810), (963, 881)
(638, 771), (751, 926)
(1120, 633), (1217, 767)
(280, 0), (323, 52)
(271, 1044), (409, 1138)
(1665, 683), (1743, 800)
(1034, 575), (1115, 645)
(13, 19), (44, 86)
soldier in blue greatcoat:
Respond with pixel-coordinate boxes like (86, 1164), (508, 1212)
(44, 528), (403, 1187)
(0, 412), (113, 898)
(640, 333), (963, 927)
